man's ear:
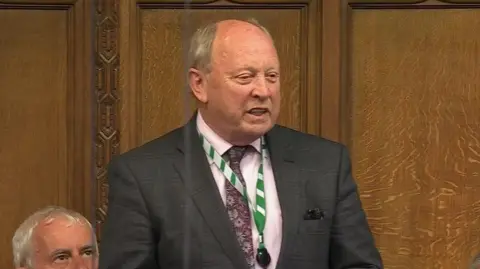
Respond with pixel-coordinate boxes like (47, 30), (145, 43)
(188, 68), (208, 103)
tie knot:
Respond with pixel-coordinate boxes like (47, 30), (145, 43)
(226, 146), (249, 163)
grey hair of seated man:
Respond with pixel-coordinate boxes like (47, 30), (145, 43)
(12, 205), (97, 268)
(471, 253), (480, 269)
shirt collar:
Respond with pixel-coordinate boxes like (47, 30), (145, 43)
(196, 112), (261, 161)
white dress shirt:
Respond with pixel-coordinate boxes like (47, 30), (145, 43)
(196, 112), (282, 269)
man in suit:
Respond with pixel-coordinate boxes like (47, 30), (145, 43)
(99, 18), (383, 269)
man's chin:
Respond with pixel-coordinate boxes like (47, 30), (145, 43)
(243, 121), (274, 136)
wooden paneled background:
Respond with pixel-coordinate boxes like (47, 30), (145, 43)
(0, 0), (479, 268)
(0, 0), (93, 268)
(345, 1), (480, 268)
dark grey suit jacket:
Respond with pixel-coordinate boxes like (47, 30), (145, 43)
(99, 118), (383, 269)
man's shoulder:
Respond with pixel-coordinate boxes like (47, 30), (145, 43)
(272, 125), (346, 153)
(272, 125), (350, 172)
(114, 126), (184, 162)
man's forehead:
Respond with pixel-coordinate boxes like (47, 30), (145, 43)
(216, 20), (268, 41)
(216, 20), (254, 30)
(31, 222), (92, 260)
(38, 215), (87, 229)
(34, 217), (92, 243)
(211, 21), (276, 63)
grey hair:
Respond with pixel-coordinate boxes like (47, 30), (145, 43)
(12, 206), (96, 268)
(188, 18), (274, 73)
(471, 253), (480, 269)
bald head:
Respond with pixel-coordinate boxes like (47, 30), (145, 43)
(188, 18), (276, 74)
(214, 19), (274, 46)
(211, 20), (276, 69)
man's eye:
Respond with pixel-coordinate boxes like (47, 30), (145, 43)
(235, 74), (254, 84)
(54, 254), (70, 263)
(82, 250), (94, 256)
(238, 74), (253, 79)
(266, 73), (279, 82)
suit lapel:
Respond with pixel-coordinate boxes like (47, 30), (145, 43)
(173, 116), (249, 269)
(265, 126), (302, 269)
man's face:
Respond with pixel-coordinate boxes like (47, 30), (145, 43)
(193, 20), (281, 144)
(29, 216), (98, 269)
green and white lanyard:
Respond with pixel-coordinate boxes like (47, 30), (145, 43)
(200, 134), (268, 251)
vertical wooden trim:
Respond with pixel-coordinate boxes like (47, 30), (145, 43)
(94, 0), (120, 240)
(71, 0), (87, 218)
(321, 0), (342, 142)
(118, 0), (140, 152)
(81, 0), (95, 225)
(65, 1), (76, 210)
(65, 0), (95, 224)
(340, 0), (351, 147)
(305, 0), (321, 136)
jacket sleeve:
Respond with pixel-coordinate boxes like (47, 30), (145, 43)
(329, 145), (384, 269)
(98, 156), (159, 269)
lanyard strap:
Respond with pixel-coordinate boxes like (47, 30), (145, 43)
(200, 134), (267, 249)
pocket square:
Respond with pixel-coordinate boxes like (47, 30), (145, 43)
(303, 208), (325, 220)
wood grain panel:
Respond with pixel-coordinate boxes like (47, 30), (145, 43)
(348, 7), (480, 269)
(116, 1), (322, 151)
(0, 8), (68, 269)
(95, 0), (321, 240)
(0, 1), (92, 268)
(139, 9), (302, 143)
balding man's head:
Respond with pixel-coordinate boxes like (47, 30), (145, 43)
(211, 20), (277, 72)
(188, 18), (275, 74)
(188, 18), (281, 146)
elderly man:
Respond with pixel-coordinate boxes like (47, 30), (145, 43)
(12, 206), (98, 269)
(99, 18), (383, 269)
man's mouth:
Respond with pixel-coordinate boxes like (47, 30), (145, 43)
(247, 108), (269, 116)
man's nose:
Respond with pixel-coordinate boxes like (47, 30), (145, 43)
(252, 77), (272, 99)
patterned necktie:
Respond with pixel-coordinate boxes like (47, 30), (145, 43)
(224, 146), (255, 268)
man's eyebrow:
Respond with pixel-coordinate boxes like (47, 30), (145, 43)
(80, 245), (95, 252)
(265, 67), (279, 73)
(50, 248), (71, 258)
(230, 67), (257, 74)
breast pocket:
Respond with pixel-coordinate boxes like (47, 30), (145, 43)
(298, 213), (332, 235)
(298, 207), (332, 234)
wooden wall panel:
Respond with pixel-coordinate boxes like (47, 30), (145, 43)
(139, 9), (302, 143)
(339, 1), (480, 268)
(93, 1), (480, 269)
(117, 0), (321, 151)
(0, 1), (93, 268)
(96, 0), (322, 236)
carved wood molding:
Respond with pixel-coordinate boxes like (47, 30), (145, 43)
(95, 0), (120, 239)
(95, 0), (320, 238)
(0, 0), (74, 9)
(137, 0), (311, 5)
(348, 0), (480, 3)
(348, 0), (480, 8)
